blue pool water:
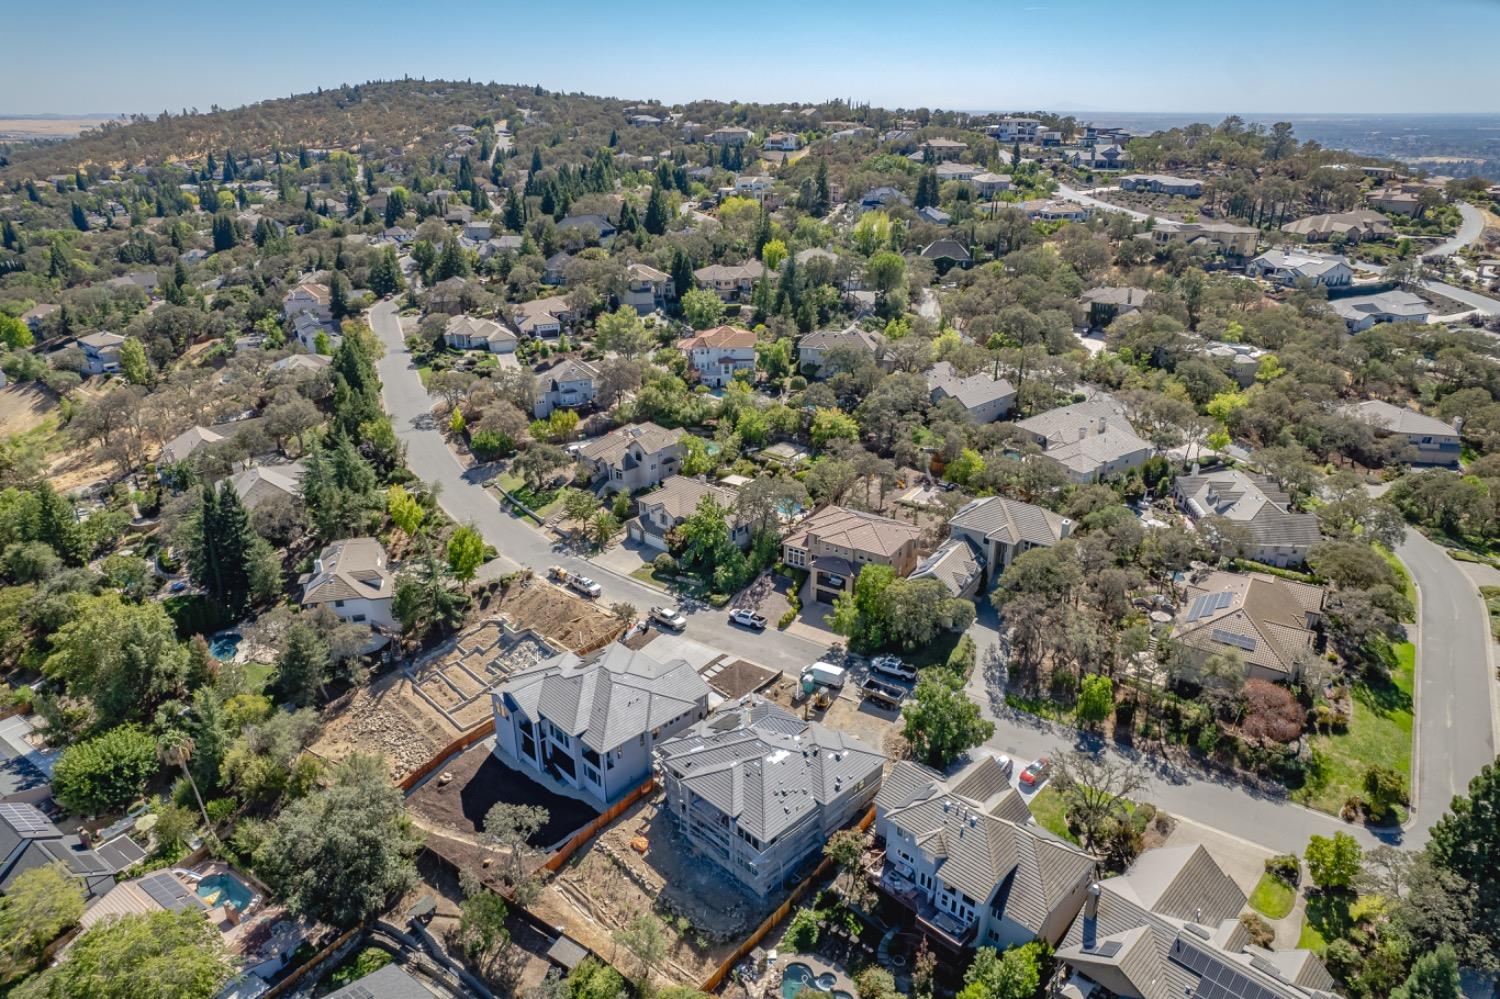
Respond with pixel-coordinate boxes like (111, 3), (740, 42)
(782, 963), (853, 999)
(208, 632), (241, 661)
(196, 872), (253, 911)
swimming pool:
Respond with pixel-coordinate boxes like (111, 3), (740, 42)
(208, 632), (242, 661)
(195, 872), (253, 911)
(781, 963), (853, 999)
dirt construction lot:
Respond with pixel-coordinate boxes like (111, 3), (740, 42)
(762, 674), (905, 757)
(495, 578), (624, 653)
(309, 668), (457, 782)
(534, 794), (781, 990)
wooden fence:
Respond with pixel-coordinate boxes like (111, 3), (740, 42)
(261, 925), (361, 999)
(541, 777), (657, 872)
(398, 716), (497, 792)
(698, 805), (876, 993)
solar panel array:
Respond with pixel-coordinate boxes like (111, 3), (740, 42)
(1185, 591), (1234, 622)
(0, 803), (55, 837)
(1210, 628), (1258, 652)
(140, 872), (203, 914)
(1172, 937), (1288, 999)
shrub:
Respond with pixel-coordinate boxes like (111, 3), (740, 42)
(53, 725), (158, 815)
(855, 967), (897, 999)
(1240, 680), (1304, 744)
(469, 429), (516, 461)
(1265, 854), (1301, 885)
(1239, 912), (1275, 948)
(778, 608), (797, 630)
(652, 553), (678, 575)
(945, 633), (977, 678)
(785, 907), (819, 952)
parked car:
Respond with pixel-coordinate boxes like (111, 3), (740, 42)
(802, 661), (847, 690)
(1019, 756), (1050, 788)
(728, 608), (767, 630)
(870, 655), (918, 682)
(987, 754), (1015, 778)
(650, 605), (687, 630)
(568, 575), (603, 599)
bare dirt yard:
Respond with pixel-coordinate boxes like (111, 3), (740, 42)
(309, 667), (458, 782)
(408, 621), (559, 731)
(494, 577), (624, 653)
(763, 674), (905, 758)
(0, 385), (57, 436)
(407, 741), (599, 851)
(534, 793), (784, 990)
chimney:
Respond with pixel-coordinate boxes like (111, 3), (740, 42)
(1191, 461), (1200, 477)
(1086, 883), (1101, 920)
(1097, 415), (1107, 433)
(312, 558), (324, 576)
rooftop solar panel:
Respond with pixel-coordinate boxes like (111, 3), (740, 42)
(0, 803), (57, 838)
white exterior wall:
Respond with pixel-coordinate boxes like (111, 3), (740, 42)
(324, 595), (395, 630)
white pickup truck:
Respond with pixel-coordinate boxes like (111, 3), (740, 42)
(549, 565), (602, 599)
(650, 605), (687, 630)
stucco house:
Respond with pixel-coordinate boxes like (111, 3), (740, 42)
(626, 475), (748, 552)
(1168, 569), (1325, 683)
(677, 324), (756, 387)
(533, 359), (600, 419)
(1340, 399), (1461, 467)
(444, 314), (518, 354)
(578, 422), (686, 494)
(781, 505), (925, 605)
(925, 361), (1016, 423)
(1173, 468), (1322, 567)
(1013, 396), (1154, 484)
(298, 537), (396, 630)
(623, 262), (674, 314)
(1247, 249), (1353, 288)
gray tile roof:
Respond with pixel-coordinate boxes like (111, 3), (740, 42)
(502, 642), (711, 754)
(1171, 570), (1325, 678)
(910, 537), (984, 596)
(655, 695), (885, 843)
(1014, 397), (1153, 475)
(323, 963), (438, 999)
(1340, 399), (1457, 438)
(579, 422), (685, 467)
(925, 361), (1015, 416)
(1175, 470), (1322, 552)
(949, 495), (1071, 548)
(798, 324), (884, 355)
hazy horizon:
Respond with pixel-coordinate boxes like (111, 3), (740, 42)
(4, 0), (1499, 117)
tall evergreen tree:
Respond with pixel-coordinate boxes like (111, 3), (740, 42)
(669, 249), (694, 301)
(503, 188), (525, 231)
(643, 186), (669, 236)
(70, 202), (89, 232)
(814, 158), (831, 215)
(529, 147), (543, 174)
(211, 213), (238, 253)
(328, 271), (350, 320)
(191, 483), (256, 616)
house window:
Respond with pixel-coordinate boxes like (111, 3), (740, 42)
(351, 614), (366, 623)
(334, 600), (345, 608)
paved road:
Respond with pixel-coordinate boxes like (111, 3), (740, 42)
(1057, 183), (1151, 221)
(1395, 527), (1499, 836)
(368, 300), (829, 674)
(964, 608), (1407, 855)
(1428, 201), (1486, 259)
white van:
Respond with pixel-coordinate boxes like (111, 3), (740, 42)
(802, 662), (847, 690)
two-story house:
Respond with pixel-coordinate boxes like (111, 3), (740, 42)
(1013, 396), (1155, 484)
(655, 695), (885, 897)
(677, 325), (757, 388)
(626, 475), (748, 552)
(623, 262), (675, 314)
(764, 132), (802, 151)
(874, 758), (1097, 954)
(1340, 399), (1462, 467)
(282, 280), (332, 322)
(781, 505), (925, 606)
(946, 495), (1073, 582)
(78, 331), (126, 376)
(692, 262), (764, 301)
(798, 324), (886, 377)
(578, 422), (686, 494)
(925, 362), (1016, 423)
(509, 296), (573, 340)
(491, 642), (711, 810)
(533, 359), (601, 419)
(298, 538), (396, 630)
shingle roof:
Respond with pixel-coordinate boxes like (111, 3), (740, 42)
(227, 462), (306, 510)
(323, 963), (438, 999)
(949, 495), (1072, 548)
(446, 314), (517, 346)
(782, 505), (922, 560)
(693, 262), (764, 283)
(301, 538), (394, 606)
(925, 361), (1015, 414)
(160, 425), (225, 465)
(798, 324), (884, 355)
(1171, 570), (1325, 677)
(1080, 286), (1151, 308)
(1057, 846), (1335, 999)
(655, 695), (885, 843)
(500, 642), (711, 753)
(627, 261), (670, 282)
(920, 239), (971, 263)
(1329, 290), (1429, 324)
(1340, 399), (1456, 438)
(540, 358), (599, 388)
(879, 759), (1094, 930)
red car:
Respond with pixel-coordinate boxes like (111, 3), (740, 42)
(1019, 756), (1050, 787)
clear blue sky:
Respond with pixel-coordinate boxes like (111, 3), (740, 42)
(6, 0), (1498, 115)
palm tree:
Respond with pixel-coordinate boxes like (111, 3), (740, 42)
(157, 730), (210, 831)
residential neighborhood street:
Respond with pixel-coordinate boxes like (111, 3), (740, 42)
(369, 300), (830, 674)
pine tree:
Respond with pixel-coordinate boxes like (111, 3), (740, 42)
(328, 271), (350, 320)
(503, 188), (525, 232)
(70, 202), (89, 232)
(369, 246), (404, 297)
(206, 152), (217, 176)
(530, 147), (543, 174)
(211, 213), (238, 253)
(644, 186), (669, 236)
(345, 187), (361, 216)
(49, 242), (70, 280)
(433, 237), (470, 282)
(814, 159), (831, 216)
(191, 483), (257, 616)
(298, 145), (311, 169)
(276, 621), (330, 707)
(1, 219), (15, 250)
(754, 209), (772, 254)
(539, 184), (557, 217)
(330, 336), (383, 440)
(608, 128), (618, 147)
(669, 249), (694, 301)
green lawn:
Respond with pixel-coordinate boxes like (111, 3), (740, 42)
(1297, 893), (1384, 954)
(1027, 787), (1078, 844)
(1482, 587), (1500, 642)
(1004, 693), (1071, 722)
(243, 661), (275, 694)
(496, 472), (564, 518)
(1376, 545), (1416, 620)
(1249, 873), (1296, 919)
(628, 564), (670, 590)
(1293, 642), (1414, 816)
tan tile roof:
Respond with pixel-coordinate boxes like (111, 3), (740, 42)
(1171, 570), (1325, 677)
(677, 324), (756, 350)
(301, 537), (393, 605)
(579, 422), (685, 466)
(783, 505), (921, 560)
